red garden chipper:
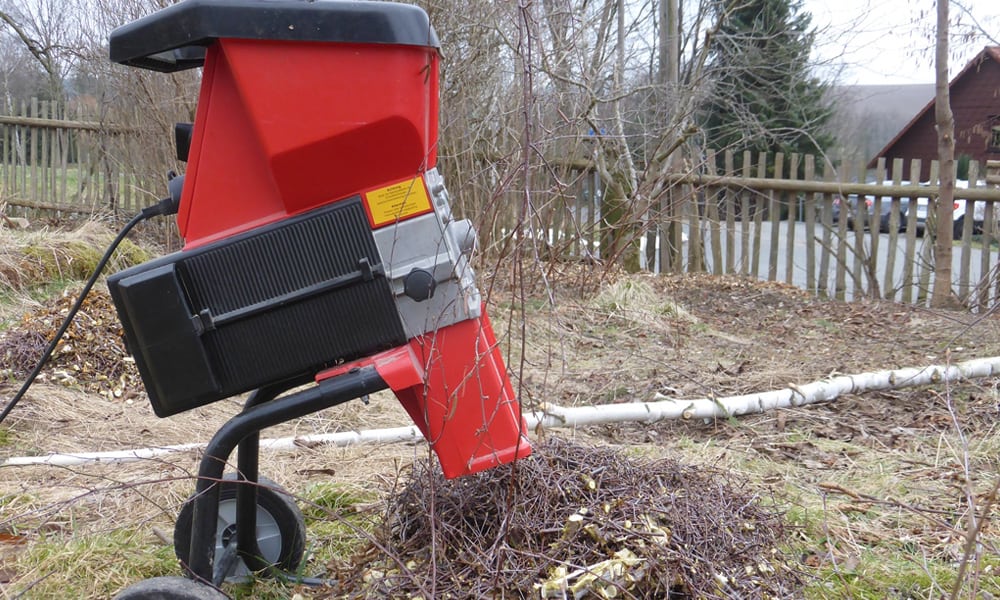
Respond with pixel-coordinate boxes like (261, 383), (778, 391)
(96, 0), (531, 596)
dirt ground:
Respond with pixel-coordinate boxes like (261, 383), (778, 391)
(1, 262), (999, 598)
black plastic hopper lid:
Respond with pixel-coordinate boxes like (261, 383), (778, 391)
(109, 0), (439, 73)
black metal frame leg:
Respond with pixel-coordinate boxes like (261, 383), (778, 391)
(233, 385), (281, 577)
(183, 366), (388, 583)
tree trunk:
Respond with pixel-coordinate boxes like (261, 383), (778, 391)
(657, 0), (682, 273)
(610, 0), (640, 271)
(932, 0), (956, 308)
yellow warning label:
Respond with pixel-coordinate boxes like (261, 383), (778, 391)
(364, 177), (433, 228)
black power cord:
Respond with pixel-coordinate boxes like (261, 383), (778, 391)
(0, 195), (180, 426)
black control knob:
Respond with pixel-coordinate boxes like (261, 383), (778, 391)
(403, 269), (436, 302)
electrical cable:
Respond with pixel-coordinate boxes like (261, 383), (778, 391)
(0, 195), (179, 426)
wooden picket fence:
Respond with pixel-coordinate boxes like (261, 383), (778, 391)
(494, 151), (1000, 310)
(4, 100), (1000, 309)
(0, 98), (162, 220)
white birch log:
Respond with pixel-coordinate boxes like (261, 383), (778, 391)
(2, 443), (206, 467)
(2, 426), (425, 467)
(527, 356), (1000, 428)
(5, 356), (998, 467)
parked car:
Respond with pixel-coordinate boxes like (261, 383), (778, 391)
(832, 192), (908, 233)
(906, 180), (988, 238)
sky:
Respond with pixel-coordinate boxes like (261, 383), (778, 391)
(803, 0), (998, 86)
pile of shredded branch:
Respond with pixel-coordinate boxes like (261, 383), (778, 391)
(0, 287), (141, 399)
(0, 222), (152, 399)
(331, 437), (801, 599)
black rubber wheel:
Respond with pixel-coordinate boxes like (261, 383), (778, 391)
(174, 474), (306, 581)
(113, 576), (228, 599)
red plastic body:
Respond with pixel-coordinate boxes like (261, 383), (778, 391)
(177, 33), (530, 477)
(179, 38), (439, 248)
(317, 313), (532, 479)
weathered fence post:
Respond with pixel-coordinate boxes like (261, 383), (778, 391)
(958, 160), (979, 303)
(724, 150), (736, 274)
(751, 153), (766, 280)
(817, 158), (834, 297)
(803, 154), (816, 293)
(768, 152), (783, 282)
(784, 153), (799, 286)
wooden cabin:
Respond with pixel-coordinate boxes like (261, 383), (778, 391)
(871, 47), (1000, 181)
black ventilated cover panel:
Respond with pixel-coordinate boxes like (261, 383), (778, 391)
(108, 197), (406, 416)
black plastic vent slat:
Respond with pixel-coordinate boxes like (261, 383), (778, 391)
(182, 200), (378, 314)
(205, 282), (401, 388)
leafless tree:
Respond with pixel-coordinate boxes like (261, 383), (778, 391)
(0, 0), (83, 102)
(0, 0), (197, 213)
(415, 0), (836, 275)
(431, 0), (700, 269)
(0, 32), (46, 110)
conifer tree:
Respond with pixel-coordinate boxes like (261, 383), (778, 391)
(701, 0), (832, 168)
